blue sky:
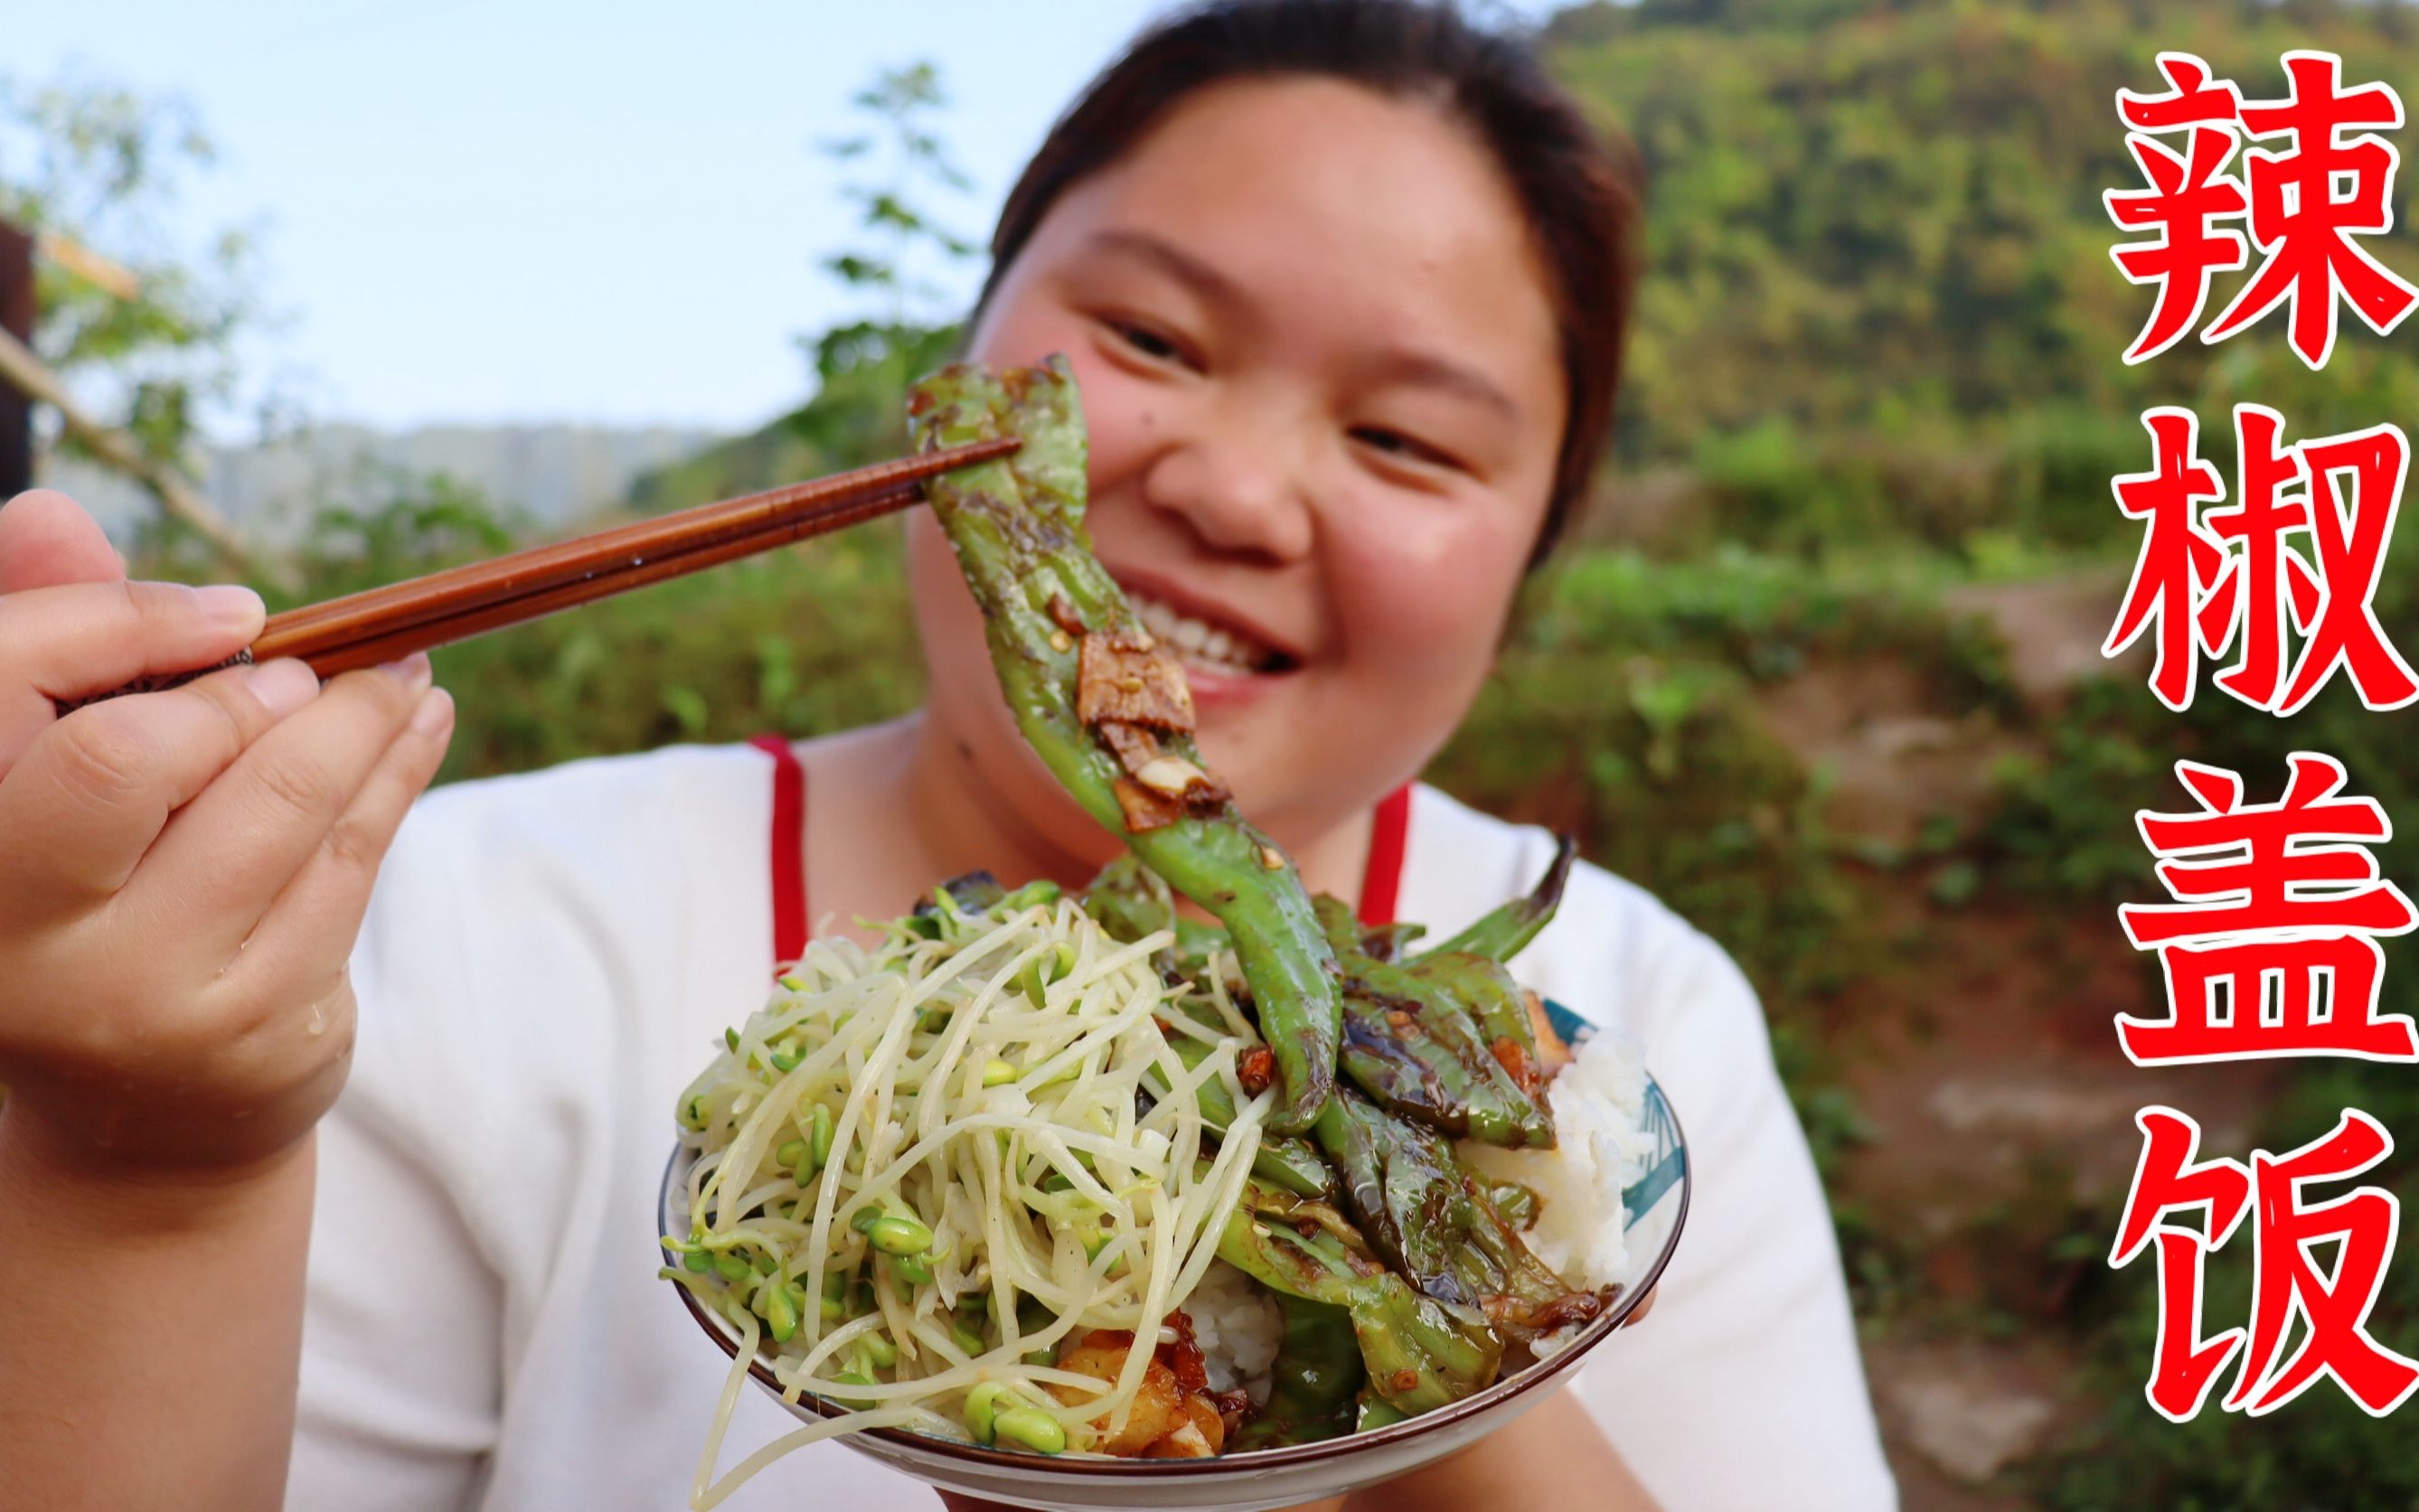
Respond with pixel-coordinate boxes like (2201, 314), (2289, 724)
(12, 1), (1559, 437)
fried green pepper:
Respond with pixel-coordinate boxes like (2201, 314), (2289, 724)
(1313, 1089), (1475, 1306)
(1317, 1089), (1597, 1335)
(1419, 833), (1577, 965)
(1216, 1176), (1502, 1414)
(1309, 896), (1551, 1147)
(908, 360), (1339, 1135)
(1232, 1295), (1365, 1450)
(1079, 854), (1228, 980)
(1154, 1036), (1336, 1200)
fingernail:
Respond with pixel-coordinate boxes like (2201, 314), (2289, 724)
(409, 686), (454, 737)
(248, 658), (322, 718)
(197, 583), (266, 630)
(385, 652), (433, 693)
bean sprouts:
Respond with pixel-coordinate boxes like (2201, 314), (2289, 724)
(664, 892), (1268, 1507)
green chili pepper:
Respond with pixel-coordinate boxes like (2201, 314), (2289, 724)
(1000, 878), (1064, 913)
(1311, 900), (1550, 1148)
(1216, 1175), (1502, 1416)
(1418, 834), (1576, 965)
(1317, 1089), (1594, 1329)
(1485, 1179), (1541, 1232)
(908, 360), (1339, 1135)
(1313, 1089), (1477, 1307)
(1233, 1294), (1364, 1451)
(1150, 1034), (1339, 1200)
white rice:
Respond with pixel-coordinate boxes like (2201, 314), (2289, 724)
(1183, 1260), (1283, 1404)
(1460, 1029), (1654, 1291)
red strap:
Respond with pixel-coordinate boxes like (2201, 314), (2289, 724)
(1359, 784), (1414, 927)
(752, 750), (1403, 964)
(751, 735), (808, 970)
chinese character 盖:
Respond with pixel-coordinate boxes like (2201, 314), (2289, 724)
(2117, 754), (2417, 1065)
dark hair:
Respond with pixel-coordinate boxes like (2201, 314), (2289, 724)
(976, 0), (1644, 568)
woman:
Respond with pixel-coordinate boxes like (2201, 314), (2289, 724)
(0, 4), (1895, 1508)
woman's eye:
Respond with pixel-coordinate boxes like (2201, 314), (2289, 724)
(1349, 425), (1462, 474)
(1106, 318), (1191, 368)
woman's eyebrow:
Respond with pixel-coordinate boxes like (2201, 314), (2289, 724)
(1081, 228), (1242, 305)
(1374, 346), (1520, 422)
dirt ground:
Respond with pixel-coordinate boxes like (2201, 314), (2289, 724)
(1748, 575), (2277, 1506)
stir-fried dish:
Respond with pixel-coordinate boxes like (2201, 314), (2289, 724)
(664, 360), (1645, 1504)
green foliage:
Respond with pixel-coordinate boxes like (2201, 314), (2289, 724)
(1551, 0), (2419, 555)
(0, 69), (263, 482)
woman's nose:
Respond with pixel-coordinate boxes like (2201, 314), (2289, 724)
(1137, 424), (1317, 566)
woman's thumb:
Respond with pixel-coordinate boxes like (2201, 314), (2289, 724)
(0, 490), (128, 594)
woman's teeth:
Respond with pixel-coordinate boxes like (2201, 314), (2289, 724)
(1130, 593), (1278, 674)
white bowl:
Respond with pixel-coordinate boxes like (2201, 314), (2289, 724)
(661, 1011), (1689, 1512)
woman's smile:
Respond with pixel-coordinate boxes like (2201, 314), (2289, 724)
(910, 73), (1566, 858)
(1106, 564), (1304, 709)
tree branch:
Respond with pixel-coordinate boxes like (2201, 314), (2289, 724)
(0, 320), (258, 578)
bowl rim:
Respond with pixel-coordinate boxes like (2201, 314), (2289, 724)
(658, 1075), (1690, 1480)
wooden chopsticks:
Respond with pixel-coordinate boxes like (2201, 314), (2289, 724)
(61, 437), (1020, 712)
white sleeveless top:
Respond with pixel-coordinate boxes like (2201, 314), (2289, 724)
(289, 743), (1896, 1511)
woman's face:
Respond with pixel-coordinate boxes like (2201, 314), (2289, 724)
(909, 76), (1566, 860)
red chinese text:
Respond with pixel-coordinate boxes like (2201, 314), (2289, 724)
(2102, 406), (2416, 714)
(2112, 1106), (2419, 1421)
(2111, 50), (2417, 370)
(2117, 754), (2417, 1065)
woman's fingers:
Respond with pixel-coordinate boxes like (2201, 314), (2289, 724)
(221, 686), (453, 1006)
(0, 659), (317, 915)
(0, 578), (268, 767)
(0, 489), (127, 593)
(133, 657), (433, 954)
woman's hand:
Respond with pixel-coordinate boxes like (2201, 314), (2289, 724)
(0, 488), (457, 1512)
(0, 488), (455, 1179)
